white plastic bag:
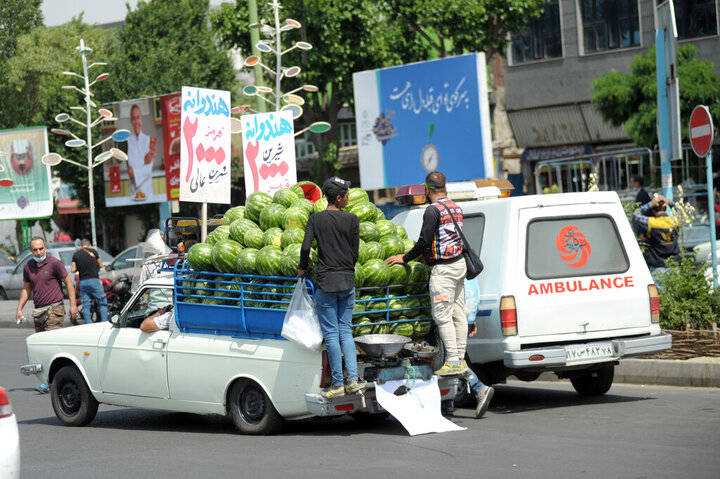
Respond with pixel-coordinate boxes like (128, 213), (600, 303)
(464, 278), (480, 324)
(281, 278), (324, 351)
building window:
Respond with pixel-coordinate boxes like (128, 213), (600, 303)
(339, 122), (357, 148)
(295, 132), (316, 160)
(667, 0), (719, 39)
(511, 1), (563, 64)
(581, 0), (640, 53)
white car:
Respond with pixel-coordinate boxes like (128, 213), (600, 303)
(0, 386), (20, 478)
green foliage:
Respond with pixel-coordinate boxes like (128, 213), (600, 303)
(656, 255), (720, 330)
(592, 44), (720, 148)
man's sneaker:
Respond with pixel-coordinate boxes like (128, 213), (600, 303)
(35, 383), (49, 394)
(321, 385), (345, 399)
(434, 360), (468, 376)
(475, 385), (494, 419)
(345, 380), (366, 395)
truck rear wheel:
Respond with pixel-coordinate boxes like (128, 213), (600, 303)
(228, 380), (283, 435)
(50, 366), (99, 426)
(570, 364), (614, 396)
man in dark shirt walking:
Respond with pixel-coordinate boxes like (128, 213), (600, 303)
(298, 177), (364, 399)
(72, 239), (108, 323)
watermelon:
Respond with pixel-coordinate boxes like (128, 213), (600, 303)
(243, 227), (265, 250)
(412, 320), (432, 340)
(273, 188), (301, 208)
(379, 234), (405, 258)
(372, 323), (391, 335)
(236, 247), (260, 274)
(291, 181), (321, 203)
(259, 203), (286, 231)
(350, 201), (377, 223)
(223, 205), (245, 225)
(352, 316), (373, 336)
(280, 243), (302, 277)
(354, 262), (365, 288)
(244, 278), (267, 308)
(211, 239), (243, 273)
(256, 245), (283, 276)
(395, 224), (408, 239)
(281, 227), (305, 249)
(292, 198), (314, 216)
(352, 300), (366, 315)
(359, 221), (380, 243)
(363, 258), (391, 287)
(403, 238), (415, 254)
(374, 207), (386, 222)
(313, 196), (328, 213)
(406, 261), (431, 293)
(283, 206), (309, 230)
(184, 296), (202, 304)
(391, 320), (414, 337)
(359, 241), (386, 264)
(376, 219), (397, 237)
(229, 218), (262, 245)
(181, 274), (209, 296)
(387, 263), (409, 285)
(388, 297), (406, 318)
(206, 225), (231, 246)
(187, 243), (214, 271)
(345, 188), (369, 211)
(216, 277), (243, 305)
(245, 191), (273, 223)
(201, 296), (225, 305)
(360, 295), (387, 319)
(402, 297), (423, 317)
(263, 227), (283, 248)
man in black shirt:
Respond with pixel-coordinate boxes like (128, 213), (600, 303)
(298, 177), (363, 399)
(71, 239), (108, 323)
(630, 175), (652, 205)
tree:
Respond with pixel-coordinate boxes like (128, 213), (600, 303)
(592, 44), (720, 148)
(107, 0), (236, 100)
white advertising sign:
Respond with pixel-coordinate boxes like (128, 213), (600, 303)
(179, 86), (231, 204)
(241, 110), (297, 197)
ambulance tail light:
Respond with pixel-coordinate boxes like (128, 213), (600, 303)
(648, 284), (660, 323)
(320, 351), (332, 388)
(500, 296), (517, 336)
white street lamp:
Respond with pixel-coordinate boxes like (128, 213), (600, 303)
(43, 39), (129, 247)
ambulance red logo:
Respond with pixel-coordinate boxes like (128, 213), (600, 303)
(555, 225), (591, 268)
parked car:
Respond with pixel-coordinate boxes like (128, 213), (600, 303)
(0, 245), (113, 300)
(0, 249), (16, 277)
(103, 245), (140, 284)
(0, 386), (20, 478)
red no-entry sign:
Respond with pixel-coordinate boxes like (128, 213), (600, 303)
(689, 105), (714, 157)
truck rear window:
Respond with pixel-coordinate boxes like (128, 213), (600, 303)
(464, 214), (485, 255)
(525, 216), (629, 280)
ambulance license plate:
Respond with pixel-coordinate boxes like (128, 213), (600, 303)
(565, 343), (614, 362)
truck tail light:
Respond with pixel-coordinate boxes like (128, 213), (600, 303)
(320, 351), (332, 388)
(0, 387), (12, 418)
(500, 296), (517, 336)
(648, 284), (660, 323)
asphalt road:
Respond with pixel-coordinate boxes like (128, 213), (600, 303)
(2, 329), (719, 479)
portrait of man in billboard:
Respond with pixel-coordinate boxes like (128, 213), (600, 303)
(128, 104), (156, 200)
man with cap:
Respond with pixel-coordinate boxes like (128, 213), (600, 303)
(298, 176), (364, 399)
(387, 171), (469, 376)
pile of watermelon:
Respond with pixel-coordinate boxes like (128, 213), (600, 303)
(184, 182), (433, 339)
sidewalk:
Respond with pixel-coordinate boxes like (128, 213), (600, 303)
(2, 299), (718, 387)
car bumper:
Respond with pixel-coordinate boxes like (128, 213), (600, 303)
(20, 363), (43, 376)
(504, 333), (673, 369)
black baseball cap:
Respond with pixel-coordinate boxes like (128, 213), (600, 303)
(322, 176), (351, 198)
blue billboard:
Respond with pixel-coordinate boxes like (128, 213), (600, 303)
(353, 53), (493, 190)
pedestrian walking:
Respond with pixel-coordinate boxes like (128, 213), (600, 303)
(298, 176), (365, 399)
(72, 239), (108, 323)
(387, 171), (469, 376)
(16, 237), (78, 392)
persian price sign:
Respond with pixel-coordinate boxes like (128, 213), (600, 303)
(180, 86), (231, 204)
(241, 110), (297, 196)
(0, 126), (53, 219)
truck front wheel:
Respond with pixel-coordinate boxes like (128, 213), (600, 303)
(228, 380), (283, 435)
(50, 366), (99, 426)
(570, 364), (614, 396)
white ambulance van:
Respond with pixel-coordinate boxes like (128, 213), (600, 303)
(392, 189), (672, 396)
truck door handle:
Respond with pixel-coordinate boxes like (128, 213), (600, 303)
(153, 339), (167, 347)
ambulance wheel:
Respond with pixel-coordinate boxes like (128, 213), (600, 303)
(570, 364), (614, 396)
(228, 380), (283, 435)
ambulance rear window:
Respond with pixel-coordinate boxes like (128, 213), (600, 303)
(525, 215), (629, 280)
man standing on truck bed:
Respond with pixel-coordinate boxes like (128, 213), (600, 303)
(387, 171), (469, 376)
(298, 177), (365, 399)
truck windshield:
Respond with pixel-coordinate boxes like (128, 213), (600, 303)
(525, 215), (629, 280)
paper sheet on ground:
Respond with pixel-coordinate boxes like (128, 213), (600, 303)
(374, 376), (465, 436)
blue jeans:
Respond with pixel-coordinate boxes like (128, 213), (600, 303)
(80, 278), (108, 323)
(315, 288), (357, 386)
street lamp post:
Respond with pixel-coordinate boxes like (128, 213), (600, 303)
(42, 39), (130, 247)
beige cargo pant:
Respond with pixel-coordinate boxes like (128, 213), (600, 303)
(429, 258), (467, 363)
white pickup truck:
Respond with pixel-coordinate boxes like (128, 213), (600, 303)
(392, 190), (672, 396)
(21, 263), (457, 435)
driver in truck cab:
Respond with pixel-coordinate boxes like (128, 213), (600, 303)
(387, 171), (469, 377)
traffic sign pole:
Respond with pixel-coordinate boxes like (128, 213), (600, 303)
(690, 105), (717, 290)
